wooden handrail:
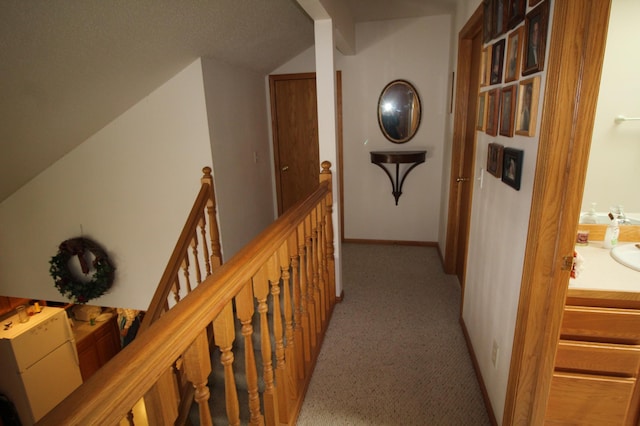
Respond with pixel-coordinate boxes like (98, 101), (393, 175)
(141, 166), (222, 331)
(38, 162), (335, 425)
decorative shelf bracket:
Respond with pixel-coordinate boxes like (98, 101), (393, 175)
(370, 150), (427, 205)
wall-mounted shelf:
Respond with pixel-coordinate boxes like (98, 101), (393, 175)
(370, 150), (426, 205)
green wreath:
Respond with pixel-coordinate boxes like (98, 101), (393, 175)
(49, 237), (115, 304)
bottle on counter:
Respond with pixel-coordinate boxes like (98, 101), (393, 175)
(603, 212), (619, 249)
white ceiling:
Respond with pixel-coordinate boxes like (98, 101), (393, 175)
(0, 0), (456, 202)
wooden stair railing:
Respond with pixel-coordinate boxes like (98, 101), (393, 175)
(141, 166), (223, 330)
(38, 161), (337, 426)
(136, 166), (222, 425)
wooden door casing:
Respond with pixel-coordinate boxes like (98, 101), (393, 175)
(445, 7), (483, 294)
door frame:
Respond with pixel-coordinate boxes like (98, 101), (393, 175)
(503, 1), (611, 423)
(443, 7), (482, 284)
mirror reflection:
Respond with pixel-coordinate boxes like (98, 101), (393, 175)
(580, 1), (640, 224)
(378, 80), (421, 143)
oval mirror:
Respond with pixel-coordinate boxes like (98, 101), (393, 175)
(377, 79), (421, 143)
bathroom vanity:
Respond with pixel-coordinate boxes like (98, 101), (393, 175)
(545, 239), (640, 424)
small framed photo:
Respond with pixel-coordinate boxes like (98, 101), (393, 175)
(484, 45), (493, 86)
(483, 0), (494, 43)
(480, 48), (488, 87)
(476, 92), (488, 131)
(486, 88), (501, 136)
(487, 143), (504, 177)
(493, 0), (508, 38)
(522, 1), (549, 76)
(515, 76), (540, 136)
(507, 0), (526, 30)
(499, 84), (517, 137)
(490, 39), (505, 85)
(502, 148), (524, 190)
(505, 27), (524, 82)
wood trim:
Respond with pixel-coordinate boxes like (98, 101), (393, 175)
(337, 71), (345, 243)
(342, 238), (436, 247)
(443, 5), (483, 275)
(460, 318), (499, 425)
(503, 1), (612, 424)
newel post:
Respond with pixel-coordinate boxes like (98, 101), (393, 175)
(202, 167), (222, 268)
(319, 161), (336, 304)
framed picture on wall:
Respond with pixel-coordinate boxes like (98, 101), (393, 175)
(507, 0), (526, 30)
(493, 0), (508, 38)
(480, 48), (488, 87)
(502, 148), (524, 190)
(484, 45), (493, 86)
(499, 84), (517, 136)
(486, 88), (501, 136)
(515, 76), (540, 136)
(483, 0), (494, 43)
(487, 143), (504, 177)
(505, 27), (523, 82)
(476, 92), (488, 131)
(490, 39), (505, 85)
(522, 1), (549, 76)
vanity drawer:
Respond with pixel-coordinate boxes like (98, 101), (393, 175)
(546, 372), (636, 425)
(555, 340), (640, 377)
(561, 306), (640, 344)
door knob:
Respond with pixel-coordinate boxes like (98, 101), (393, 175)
(456, 177), (470, 182)
(281, 166), (289, 172)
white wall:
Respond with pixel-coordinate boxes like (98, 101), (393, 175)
(461, 2), (553, 423)
(201, 58), (275, 259)
(581, 0), (640, 214)
(0, 60), (213, 310)
(273, 15), (452, 243)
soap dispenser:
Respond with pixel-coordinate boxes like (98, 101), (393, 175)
(603, 212), (619, 249)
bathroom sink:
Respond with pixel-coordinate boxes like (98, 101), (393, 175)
(610, 243), (640, 272)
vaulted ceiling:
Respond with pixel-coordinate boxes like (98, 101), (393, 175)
(0, 0), (456, 202)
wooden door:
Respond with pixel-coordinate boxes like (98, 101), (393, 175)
(444, 8), (483, 292)
(269, 73), (319, 215)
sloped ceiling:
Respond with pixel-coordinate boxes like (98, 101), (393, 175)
(0, 0), (456, 202)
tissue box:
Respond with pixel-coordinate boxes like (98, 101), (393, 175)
(72, 305), (102, 322)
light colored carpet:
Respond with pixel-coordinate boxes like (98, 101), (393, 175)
(296, 243), (491, 425)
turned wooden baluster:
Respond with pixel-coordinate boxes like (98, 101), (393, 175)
(198, 215), (212, 277)
(202, 167), (222, 269)
(278, 242), (299, 399)
(144, 367), (179, 425)
(266, 253), (290, 423)
(235, 281), (265, 426)
(297, 222), (312, 369)
(288, 232), (306, 381)
(183, 330), (214, 426)
(304, 214), (318, 350)
(315, 203), (327, 327)
(252, 266), (279, 426)
(171, 278), (181, 305)
(213, 302), (241, 426)
(190, 232), (203, 286)
(320, 161), (337, 307)
(310, 208), (322, 335)
(181, 255), (192, 293)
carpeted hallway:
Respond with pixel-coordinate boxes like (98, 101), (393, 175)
(296, 243), (491, 425)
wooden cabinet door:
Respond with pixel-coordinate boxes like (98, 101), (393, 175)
(546, 372), (636, 425)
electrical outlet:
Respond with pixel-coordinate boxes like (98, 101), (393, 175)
(491, 340), (499, 368)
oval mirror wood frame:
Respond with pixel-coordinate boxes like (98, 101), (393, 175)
(377, 79), (422, 144)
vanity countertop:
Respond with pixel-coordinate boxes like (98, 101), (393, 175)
(569, 241), (640, 300)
